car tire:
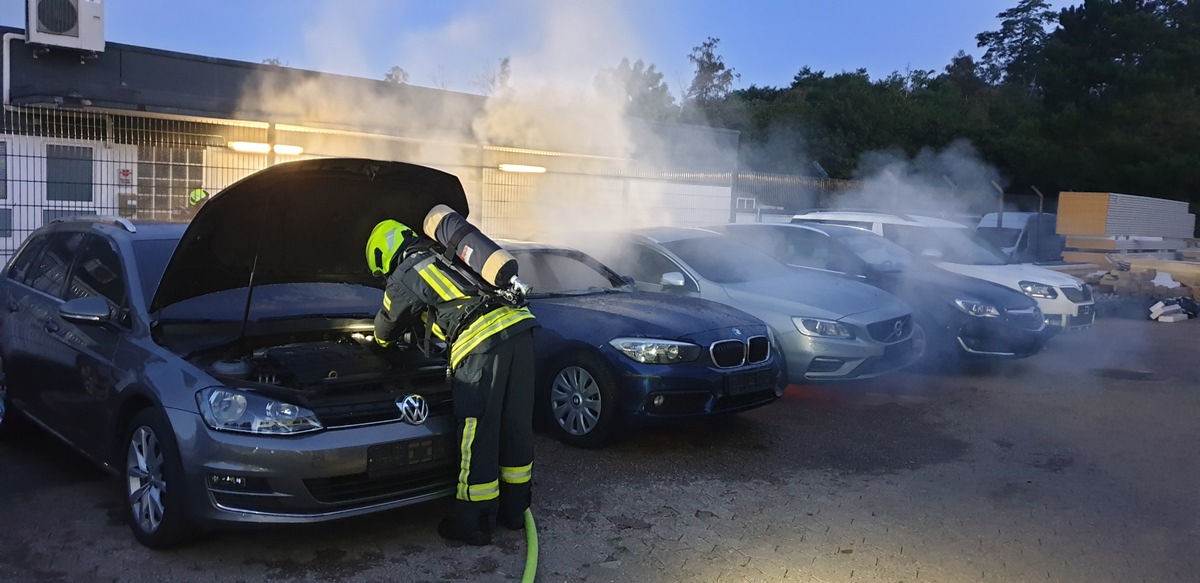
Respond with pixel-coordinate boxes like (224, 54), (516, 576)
(122, 408), (195, 549)
(545, 351), (621, 448)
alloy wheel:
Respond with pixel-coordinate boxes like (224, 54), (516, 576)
(126, 426), (167, 534)
(550, 365), (603, 436)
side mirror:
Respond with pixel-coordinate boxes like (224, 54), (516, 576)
(660, 271), (686, 288)
(58, 296), (112, 324)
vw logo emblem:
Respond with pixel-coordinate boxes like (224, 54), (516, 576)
(732, 327), (743, 336)
(396, 394), (429, 425)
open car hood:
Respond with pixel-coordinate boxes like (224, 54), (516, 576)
(150, 158), (470, 312)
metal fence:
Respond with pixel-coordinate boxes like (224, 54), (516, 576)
(0, 106), (866, 264)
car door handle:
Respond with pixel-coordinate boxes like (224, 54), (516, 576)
(43, 321), (60, 333)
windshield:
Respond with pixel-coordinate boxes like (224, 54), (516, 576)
(661, 236), (790, 283)
(882, 225), (1009, 265)
(976, 227), (1022, 249)
(510, 249), (626, 294)
(833, 232), (917, 272)
(131, 238), (181, 304)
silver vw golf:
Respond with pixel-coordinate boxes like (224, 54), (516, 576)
(0, 159), (468, 548)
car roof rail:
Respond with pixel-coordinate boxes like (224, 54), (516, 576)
(49, 214), (138, 233)
(792, 208), (916, 221)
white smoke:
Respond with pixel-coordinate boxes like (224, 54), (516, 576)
(232, 0), (719, 244)
(832, 140), (1005, 221)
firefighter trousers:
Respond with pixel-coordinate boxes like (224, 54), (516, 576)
(447, 329), (535, 532)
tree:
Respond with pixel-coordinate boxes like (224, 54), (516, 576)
(975, 0), (1058, 86)
(594, 58), (678, 122)
(261, 57), (285, 66)
(472, 57), (512, 96)
(683, 37), (739, 122)
(383, 66), (410, 84)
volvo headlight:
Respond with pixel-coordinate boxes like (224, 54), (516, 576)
(197, 387), (323, 435)
(954, 299), (1001, 318)
(609, 338), (701, 364)
(793, 317), (854, 339)
(1019, 280), (1058, 299)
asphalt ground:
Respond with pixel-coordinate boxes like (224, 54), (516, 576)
(1, 316), (1198, 583)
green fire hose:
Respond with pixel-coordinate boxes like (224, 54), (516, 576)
(522, 508), (539, 583)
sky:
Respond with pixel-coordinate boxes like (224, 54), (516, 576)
(1, 0), (1057, 97)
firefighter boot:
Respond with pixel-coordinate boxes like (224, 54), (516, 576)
(437, 503), (492, 546)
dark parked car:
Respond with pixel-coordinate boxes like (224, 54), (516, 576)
(572, 227), (919, 383)
(0, 159), (475, 548)
(500, 240), (782, 448)
(709, 222), (1050, 360)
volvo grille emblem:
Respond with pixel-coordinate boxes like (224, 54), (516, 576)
(732, 327), (743, 336)
(889, 319), (906, 342)
(396, 394), (429, 425)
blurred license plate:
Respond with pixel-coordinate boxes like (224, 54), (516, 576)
(726, 369), (774, 396)
(367, 436), (452, 478)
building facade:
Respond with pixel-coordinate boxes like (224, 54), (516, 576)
(1, 23), (743, 262)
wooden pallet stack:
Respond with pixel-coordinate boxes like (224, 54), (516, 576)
(1059, 192), (1200, 303)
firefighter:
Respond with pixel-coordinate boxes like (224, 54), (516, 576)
(177, 187), (209, 220)
(366, 218), (539, 546)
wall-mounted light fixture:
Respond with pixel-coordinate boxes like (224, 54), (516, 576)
(227, 141), (304, 155)
(498, 164), (547, 173)
(271, 144), (304, 156)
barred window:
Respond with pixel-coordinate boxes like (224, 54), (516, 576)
(47, 145), (95, 201)
(137, 146), (204, 221)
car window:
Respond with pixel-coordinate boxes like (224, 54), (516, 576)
(976, 226), (1021, 249)
(510, 250), (620, 294)
(5, 233), (49, 283)
(660, 236), (788, 284)
(777, 229), (848, 271)
(834, 232), (916, 272)
(65, 235), (129, 320)
(24, 231), (87, 298)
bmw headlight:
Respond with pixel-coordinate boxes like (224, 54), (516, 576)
(1019, 280), (1059, 299)
(954, 299), (1001, 318)
(793, 317), (854, 339)
(609, 338), (701, 364)
(197, 387), (323, 435)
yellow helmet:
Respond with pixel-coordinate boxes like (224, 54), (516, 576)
(366, 219), (419, 276)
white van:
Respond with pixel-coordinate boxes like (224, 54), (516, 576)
(975, 212), (1065, 263)
(790, 210), (1094, 332)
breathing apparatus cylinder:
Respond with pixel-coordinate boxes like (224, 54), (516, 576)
(423, 204), (521, 289)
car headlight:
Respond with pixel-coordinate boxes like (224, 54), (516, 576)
(793, 317), (854, 339)
(609, 338), (701, 364)
(197, 387), (323, 435)
(954, 299), (1001, 318)
(1019, 281), (1058, 299)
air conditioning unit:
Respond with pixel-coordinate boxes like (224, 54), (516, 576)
(25, 0), (106, 53)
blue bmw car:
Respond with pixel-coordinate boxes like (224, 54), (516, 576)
(501, 241), (783, 448)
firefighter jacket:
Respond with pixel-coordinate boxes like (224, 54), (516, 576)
(374, 244), (537, 371)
